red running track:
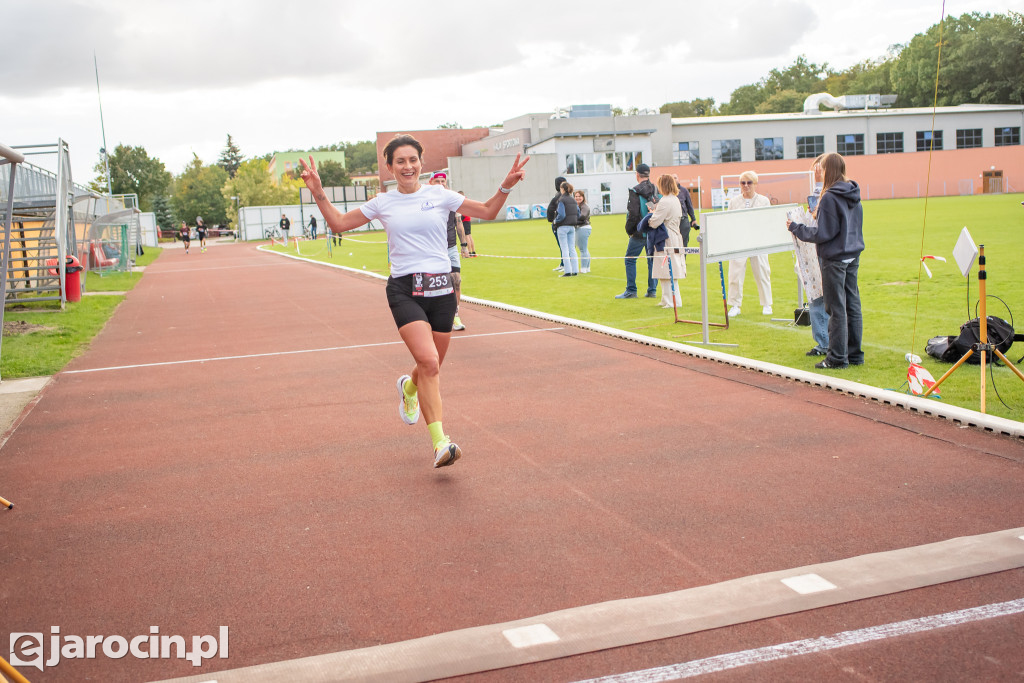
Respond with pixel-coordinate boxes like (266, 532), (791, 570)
(1, 242), (1022, 682)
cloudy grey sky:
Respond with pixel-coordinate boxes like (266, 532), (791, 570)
(3, 0), (1019, 185)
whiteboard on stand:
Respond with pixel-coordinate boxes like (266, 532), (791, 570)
(701, 203), (799, 263)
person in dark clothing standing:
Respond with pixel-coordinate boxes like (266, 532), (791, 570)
(787, 152), (865, 370)
(280, 213), (291, 240)
(615, 163), (658, 299)
(671, 174), (698, 248)
(309, 214), (318, 240)
(546, 175), (567, 271)
(553, 180), (579, 276)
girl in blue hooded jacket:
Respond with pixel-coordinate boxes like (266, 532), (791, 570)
(787, 152), (865, 370)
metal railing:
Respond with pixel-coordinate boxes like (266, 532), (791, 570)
(1, 142), (27, 381)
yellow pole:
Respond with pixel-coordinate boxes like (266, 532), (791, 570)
(978, 245), (987, 414)
(0, 494), (12, 509)
(0, 656), (32, 683)
(994, 349), (1024, 384)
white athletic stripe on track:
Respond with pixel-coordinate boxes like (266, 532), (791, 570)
(572, 598), (1024, 683)
(61, 327), (563, 374)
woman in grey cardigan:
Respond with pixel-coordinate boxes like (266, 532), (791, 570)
(574, 190), (592, 273)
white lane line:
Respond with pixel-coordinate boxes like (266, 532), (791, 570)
(573, 598), (1024, 683)
(781, 573), (838, 595)
(61, 327), (563, 374)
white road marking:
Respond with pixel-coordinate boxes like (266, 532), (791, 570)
(61, 328), (563, 374)
(573, 598), (1024, 683)
(781, 573), (838, 595)
(503, 624), (561, 648)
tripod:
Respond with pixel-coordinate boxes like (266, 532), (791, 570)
(923, 245), (1024, 413)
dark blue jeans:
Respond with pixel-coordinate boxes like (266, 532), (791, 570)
(624, 236), (656, 295)
(820, 257), (863, 365)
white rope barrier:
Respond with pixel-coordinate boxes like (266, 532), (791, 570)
(315, 235), (700, 260)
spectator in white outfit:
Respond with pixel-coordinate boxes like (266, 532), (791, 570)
(727, 170), (773, 316)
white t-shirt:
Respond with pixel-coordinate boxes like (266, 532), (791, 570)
(359, 185), (465, 277)
(728, 193), (770, 211)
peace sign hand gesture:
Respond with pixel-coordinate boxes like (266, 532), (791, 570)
(499, 154), (530, 192)
(298, 156), (323, 192)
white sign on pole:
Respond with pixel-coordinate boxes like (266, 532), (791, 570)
(953, 227), (978, 277)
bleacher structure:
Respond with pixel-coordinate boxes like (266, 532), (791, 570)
(0, 139), (141, 308)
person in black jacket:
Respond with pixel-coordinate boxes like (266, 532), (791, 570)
(279, 214), (291, 240)
(671, 174), (698, 248)
(787, 152), (865, 370)
(552, 180), (579, 276)
(546, 175), (567, 271)
(615, 163), (658, 299)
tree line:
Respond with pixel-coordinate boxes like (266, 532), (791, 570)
(90, 136), (378, 231)
(93, 11), (1020, 232)
(661, 11), (1022, 117)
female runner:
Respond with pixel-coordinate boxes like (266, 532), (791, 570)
(298, 135), (528, 467)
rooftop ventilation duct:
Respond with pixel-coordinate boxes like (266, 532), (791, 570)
(803, 93), (843, 114)
(804, 93), (898, 115)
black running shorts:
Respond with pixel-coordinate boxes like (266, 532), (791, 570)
(386, 274), (458, 333)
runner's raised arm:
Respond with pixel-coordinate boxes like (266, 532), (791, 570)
(456, 154), (530, 220)
(298, 156), (370, 235)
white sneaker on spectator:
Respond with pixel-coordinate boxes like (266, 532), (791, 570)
(728, 306), (741, 317)
(762, 306), (773, 315)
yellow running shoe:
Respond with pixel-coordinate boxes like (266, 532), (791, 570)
(433, 439), (462, 468)
(396, 374), (419, 425)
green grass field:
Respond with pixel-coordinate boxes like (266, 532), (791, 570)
(0, 247), (162, 379)
(277, 192), (1024, 420)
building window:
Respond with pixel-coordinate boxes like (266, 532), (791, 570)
(956, 128), (983, 149)
(916, 130), (943, 152)
(796, 136), (824, 159)
(754, 137), (783, 161)
(837, 134), (864, 156)
(712, 139), (741, 163)
(876, 132), (904, 154)
(672, 142), (700, 165)
(564, 153), (585, 174)
(995, 127), (1020, 146)
(600, 182), (612, 213)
